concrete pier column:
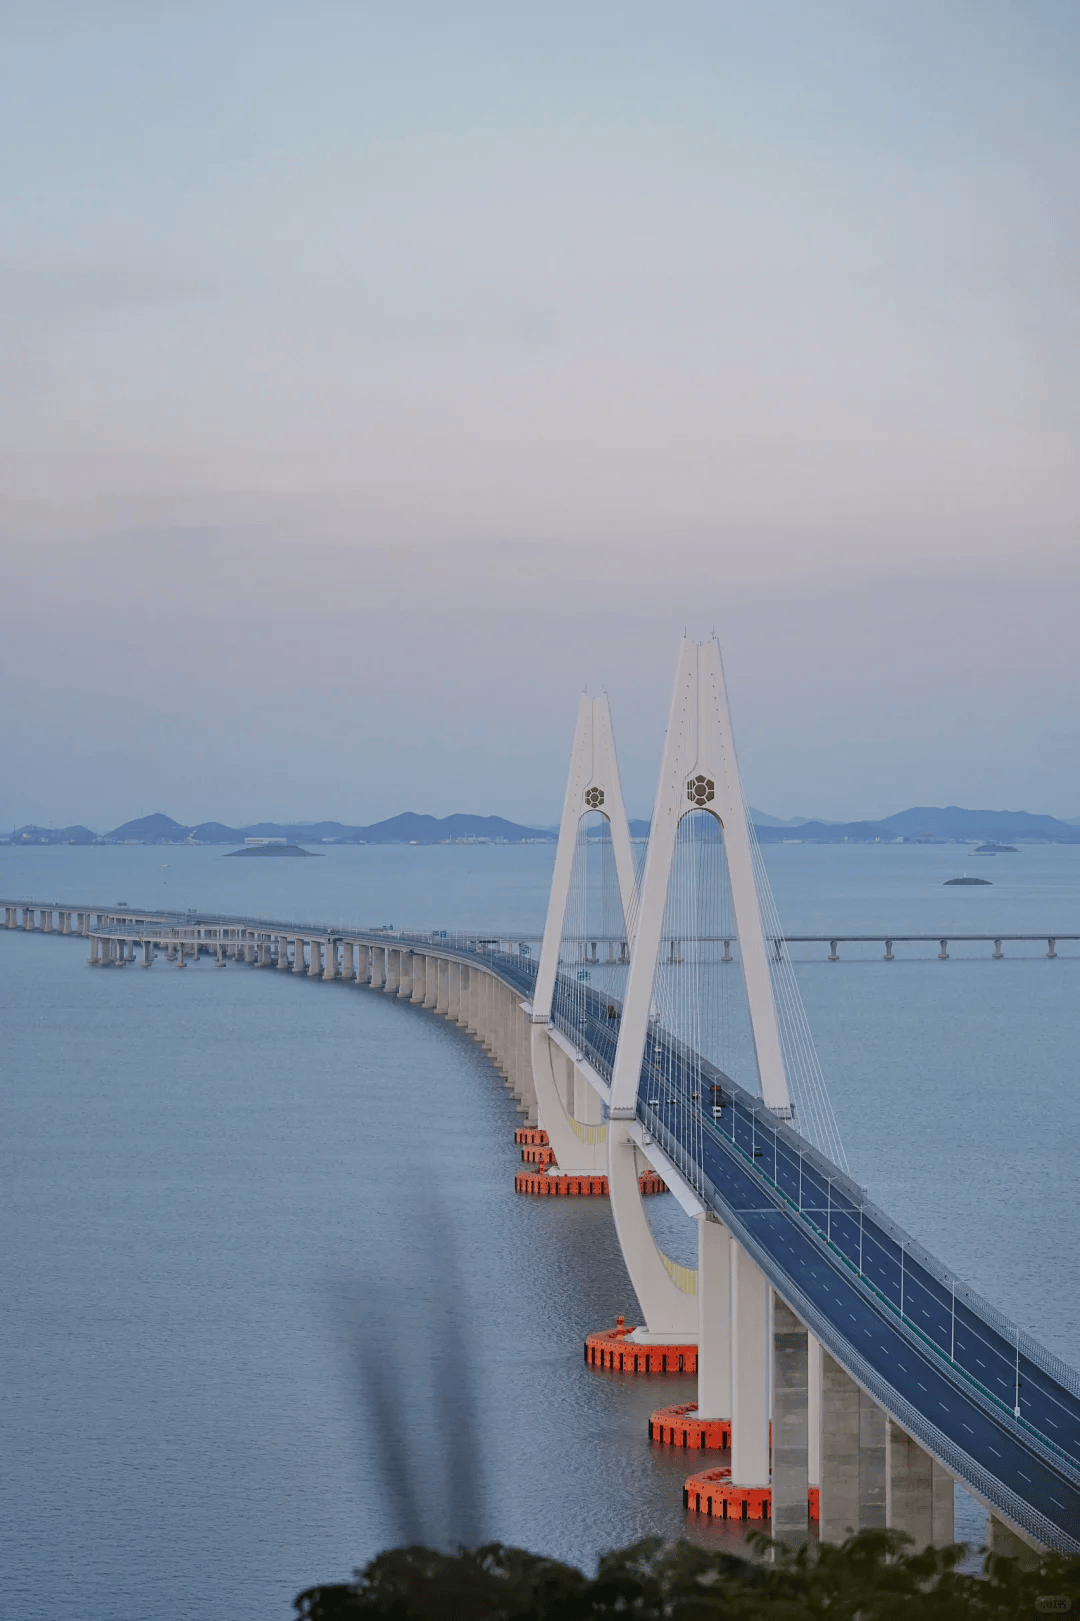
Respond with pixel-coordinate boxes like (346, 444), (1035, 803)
(808, 1334), (822, 1491)
(467, 966), (480, 1033)
(436, 957), (450, 1014)
(258, 941), (271, 967)
(370, 946), (386, 990)
(993, 938), (1004, 959)
(888, 1424), (954, 1549)
(696, 1215), (731, 1420)
(448, 960), (461, 1020)
(22, 907), (34, 929)
(6, 906), (15, 927)
(142, 941), (153, 968)
(938, 939), (950, 960)
(87, 935), (100, 964)
(216, 943), (225, 966)
(355, 943), (371, 984)
(884, 939), (894, 960)
(828, 939), (839, 961)
(384, 948), (400, 995)
(423, 956), (438, 1009)
(1048, 937), (1058, 959)
(61, 912), (72, 935)
(411, 955), (426, 1004)
(820, 1352), (860, 1541)
(730, 1240), (770, 1487)
(176, 943), (186, 968)
(323, 940), (337, 980)
(78, 913), (89, 935)
(772, 1296), (810, 1544)
(343, 941), (355, 980)
(245, 942), (256, 964)
(397, 951), (412, 998)
(987, 1514), (1039, 1566)
(42, 909), (53, 932)
(859, 1390), (887, 1527)
(293, 938), (307, 974)
(308, 939), (322, 977)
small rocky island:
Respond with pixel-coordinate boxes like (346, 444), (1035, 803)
(944, 875), (991, 885)
(225, 843), (321, 858)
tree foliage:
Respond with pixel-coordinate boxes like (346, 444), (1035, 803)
(295, 1531), (1080, 1619)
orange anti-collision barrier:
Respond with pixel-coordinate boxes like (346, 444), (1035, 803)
(649, 1402), (730, 1449)
(585, 1315), (698, 1374)
(516, 1170), (668, 1198)
(683, 1467), (821, 1522)
(520, 1144), (557, 1165)
(514, 1128), (550, 1147)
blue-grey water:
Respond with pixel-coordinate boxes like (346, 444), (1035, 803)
(3, 841), (1079, 1616)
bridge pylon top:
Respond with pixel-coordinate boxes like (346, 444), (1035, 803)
(608, 637), (793, 1122)
(531, 692), (636, 1025)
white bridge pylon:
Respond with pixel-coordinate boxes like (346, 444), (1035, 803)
(526, 693), (636, 1175)
(608, 635), (793, 1122)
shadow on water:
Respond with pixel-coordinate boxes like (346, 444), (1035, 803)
(333, 1197), (488, 1553)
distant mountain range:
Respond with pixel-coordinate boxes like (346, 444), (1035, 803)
(6, 804), (1080, 846)
(6, 811), (557, 846)
(751, 806), (1080, 844)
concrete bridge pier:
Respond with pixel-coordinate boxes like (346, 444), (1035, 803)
(22, 906), (34, 929)
(396, 951), (413, 998)
(819, 1353), (886, 1541)
(887, 1424), (954, 1548)
(729, 1242), (771, 1493)
(447, 960), (462, 1020)
(176, 943), (186, 968)
(696, 1215), (731, 1423)
(78, 913), (89, 936)
(257, 941), (271, 967)
(292, 938), (306, 975)
(994, 938), (1004, 959)
(245, 942), (256, 965)
(42, 909), (53, 932)
(423, 958), (438, 1009)
(142, 941), (153, 967)
(308, 939), (322, 978)
(61, 911), (72, 934)
(436, 956), (450, 1014)
(87, 936), (100, 964)
(355, 943), (371, 985)
(772, 1296), (810, 1545)
(216, 943), (225, 966)
(323, 940), (337, 981)
(384, 948), (401, 995)
(342, 941), (354, 981)
(370, 945), (386, 990)
(987, 1513), (1041, 1566)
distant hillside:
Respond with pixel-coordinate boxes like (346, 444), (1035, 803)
(755, 806), (1080, 843)
(94, 810), (555, 845)
(9, 804), (1080, 847)
(9, 823), (97, 845)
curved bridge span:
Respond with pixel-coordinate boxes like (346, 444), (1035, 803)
(7, 893), (1080, 1554)
(5, 643), (1077, 1559)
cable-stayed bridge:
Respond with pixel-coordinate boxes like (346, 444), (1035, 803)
(5, 637), (1078, 1558)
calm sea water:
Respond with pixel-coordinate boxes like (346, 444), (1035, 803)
(2, 841), (1079, 1617)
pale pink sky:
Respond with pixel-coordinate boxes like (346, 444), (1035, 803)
(1, 3), (1077, 827)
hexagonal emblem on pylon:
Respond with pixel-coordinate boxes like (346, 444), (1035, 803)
(584, 786), (605, 809)
(687, 774), (715, 807)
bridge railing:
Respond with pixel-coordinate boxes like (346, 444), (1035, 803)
(637, 1054), (1080, 1429)
(643, 1095), (1077, 1552)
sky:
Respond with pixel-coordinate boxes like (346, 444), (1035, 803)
(1, 1), (1078, 829)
